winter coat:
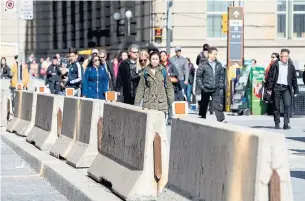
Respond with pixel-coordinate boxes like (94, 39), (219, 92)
(101, 61), (115, 91)
(46, 64), (61, 85)
(1, 65), (10, 79)
(196, 60), (225, 93)
(188, 63), (195, 85)
(115, 59), (141, 104)
(66, 61), (83, 89)
(169, 55), (189, 81)
(165, 61), (183, 101)
(266, 61), (299, 94)
(82, 65), (109, 99)
(134, 64), (175, 113)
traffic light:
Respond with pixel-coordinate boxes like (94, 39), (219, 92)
(222, 13), (228, 33)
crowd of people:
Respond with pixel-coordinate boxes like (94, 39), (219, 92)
(1, 43), (305, 128)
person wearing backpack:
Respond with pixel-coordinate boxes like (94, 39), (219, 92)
(134, 51), (174, 115)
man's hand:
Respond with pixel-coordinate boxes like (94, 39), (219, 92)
(267, 90), (272, 96)
(117, 92), (121, 96)
(184, 81), (188, 85)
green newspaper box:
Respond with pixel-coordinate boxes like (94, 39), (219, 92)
(250, 66), (267, 115)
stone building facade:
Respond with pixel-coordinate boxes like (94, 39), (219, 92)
(1, 0), (304, 68)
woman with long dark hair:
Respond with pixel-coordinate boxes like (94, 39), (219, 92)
(82, 55), (109, 99)
(1, 57), (10, 79)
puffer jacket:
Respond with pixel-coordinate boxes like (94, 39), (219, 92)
(134, 65), (175, 112)
(196, 60), (224, 92)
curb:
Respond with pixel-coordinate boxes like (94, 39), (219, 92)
(1, 129), (122, 201)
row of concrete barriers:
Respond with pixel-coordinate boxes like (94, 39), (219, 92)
(1, 89), (294, 201)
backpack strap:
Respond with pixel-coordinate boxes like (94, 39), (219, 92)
(161, 68), (167, 88)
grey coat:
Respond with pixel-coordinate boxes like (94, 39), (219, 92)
(170, 56), (189, 81)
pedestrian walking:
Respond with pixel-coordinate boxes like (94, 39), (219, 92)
(265, 49), (299, 129)
(1, 57), (10, 79)
(186, 57), (195, 104)
(82, 55), (109, 99)
(99, 49), (115, 91)
(196, 47), (226, 122)
(46, 56), (61, 94)
(134, 51), (174, 115)
(65, 47), (83, 96)
(115, 44), (141, 105)
(119, 51), (128, 65)
(160, 51), (181, 125)
(196, 43), (209, 65)
(170, 47), (189, 101)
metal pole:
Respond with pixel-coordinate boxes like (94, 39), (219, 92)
(17, 0), (21, 83)
(166, 0), (173, 54)
(127, 19), (131, 36)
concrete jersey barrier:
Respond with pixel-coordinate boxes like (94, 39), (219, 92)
(66, 99), (105, 168)
(26, 94), (64, 151)
(88, 102), (169, 201)
(50, 96), (79, 159)
(6, 91), (37, 136)
(158, 117), (293, 201)
(0, 89), (12, 127)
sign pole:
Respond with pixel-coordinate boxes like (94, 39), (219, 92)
(17, 0), (21, 83)
(225, 6), (244, 112)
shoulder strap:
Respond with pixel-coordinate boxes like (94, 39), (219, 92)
(161, 68), (167, 88)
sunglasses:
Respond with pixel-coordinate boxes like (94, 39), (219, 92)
(271, 56), (275, 59)
(140, 59), (147, 62)
(94, 59), (100, 62)
(99, 56), (106, 59)
(131, 51), (139, 54)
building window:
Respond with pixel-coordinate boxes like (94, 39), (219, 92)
(207, 0), (233, 38)
(52, 2), (57, 49)
(62, 1), (67, 49)
(293, 0), (305, 38)
(71, 1), (76, 47)
(277, 0), (287, 38)
(277, 0), (305, 39)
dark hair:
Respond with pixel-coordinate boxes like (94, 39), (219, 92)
(149, 51), (161, 60)
(159, 50), (167, 56)
(1, 57), (6, 62)
(252, 59), (257, 64)
(14, 55), (18, 60)
(281, 49), (290, 54)
(271, 52), (280, 60)
(148, 44), (159, 53)
(208, 47), (218, 54)
(186, 57), (191, 62)
(68, 47), (78, 54)
(203, 44), (210, 51)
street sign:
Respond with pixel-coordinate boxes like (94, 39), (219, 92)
(19, 0), (33, 20)
(227, 7), (244, 67)
(4, 0), (16, 12)
(226, 6), (244, 112)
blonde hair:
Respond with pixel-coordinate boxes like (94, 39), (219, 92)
(137, 50), (150, 72)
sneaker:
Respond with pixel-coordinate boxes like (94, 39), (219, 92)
(275, 124), (281, 129)
(221, 119), (227, 123)
(283, 124), (291, 130)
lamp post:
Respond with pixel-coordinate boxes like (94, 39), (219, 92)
(113, 10), (133, 37)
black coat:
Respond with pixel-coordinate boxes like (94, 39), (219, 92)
(196, 60), (225, 93)
(303, 70), (305, 85)
(103, 61), (115, 91)
(115, 59), (140, 104)
(167, 63), (183, 101)
(188, 63), (195, 85)
(266, 61), (299, 94)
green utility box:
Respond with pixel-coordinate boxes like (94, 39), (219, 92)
(250, 66), (267, 115)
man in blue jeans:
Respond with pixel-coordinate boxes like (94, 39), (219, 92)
(170, 47), (189, 101)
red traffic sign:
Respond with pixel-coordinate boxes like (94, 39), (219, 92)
(6, 0), (14, 10)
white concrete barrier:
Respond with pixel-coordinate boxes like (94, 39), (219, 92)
(158, 117), (293, 201)
(50, 96), (79, 159)
(66, 99), (104, 168)
(6, 91), (37, 136)
(26, 94), (64, 151)
(0, 89), (12, 127)
(88, 102), (169, 201)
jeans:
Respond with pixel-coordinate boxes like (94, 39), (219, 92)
(186, 84), (193, 103)
(179, 80), (187, 101)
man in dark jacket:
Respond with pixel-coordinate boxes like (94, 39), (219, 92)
(65, 47), (83, 96)
(99, 49), (115, 91)
(115, 44), (140, 105)
(196, 44), (209, 65)
(196, 47), (225, 122)
(266, 49), (299, 129)
(46, 56), (61, 94)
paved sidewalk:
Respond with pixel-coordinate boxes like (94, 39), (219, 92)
(1, 139), (68, 201)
